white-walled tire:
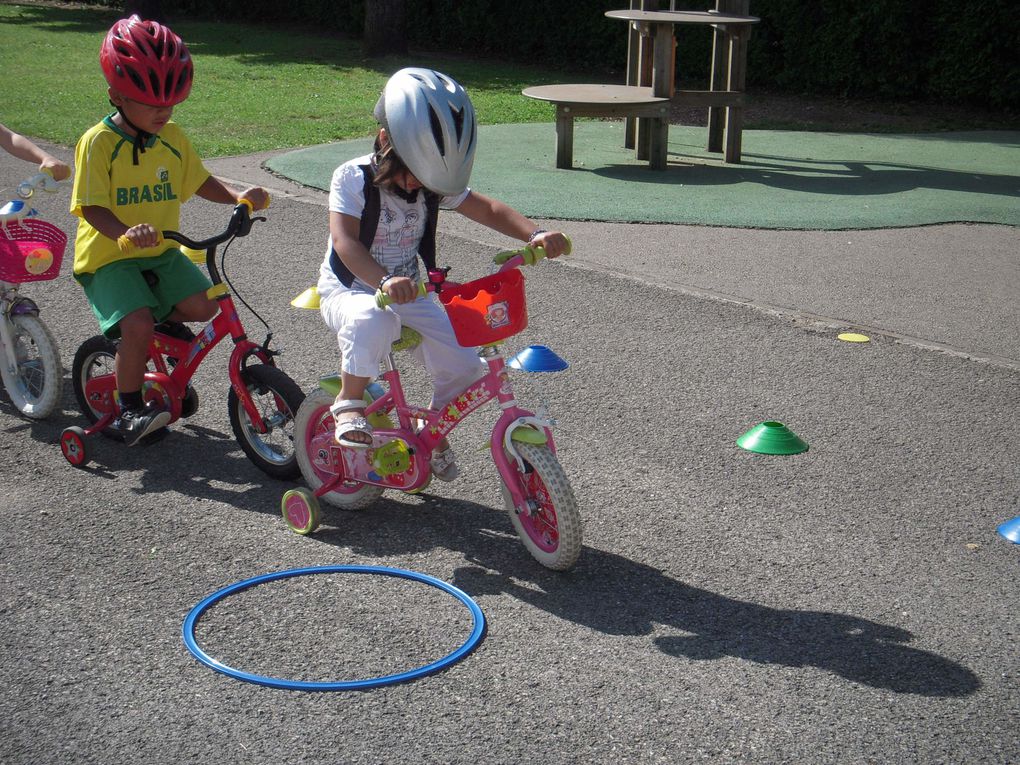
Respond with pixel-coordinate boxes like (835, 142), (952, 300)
(2, 314), (62, 419)
(501, 442), (582, 571)
(294, 388), (384, 510)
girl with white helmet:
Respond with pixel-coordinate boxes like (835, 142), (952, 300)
(317, 67), (569, 480)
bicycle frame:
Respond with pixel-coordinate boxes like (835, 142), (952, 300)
(146, 290), (276, 430)
(80, 203), (277, 433)
(310, 252), (556, 512)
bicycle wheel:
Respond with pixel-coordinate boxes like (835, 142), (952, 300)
(71, 334), (118, 435)
(3, 314), (62, 419)
(228, 363), (303, 480)
(293, 388), (384, 510)
(501, 442), (582, 571)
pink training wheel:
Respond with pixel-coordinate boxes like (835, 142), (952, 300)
(60, 426), (88, 467)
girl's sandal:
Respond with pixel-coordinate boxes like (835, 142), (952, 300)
(430, 446), (459, 482)
(330, 398), (373, 449)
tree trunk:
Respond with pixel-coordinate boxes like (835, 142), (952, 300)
(363, 0), (408, 58)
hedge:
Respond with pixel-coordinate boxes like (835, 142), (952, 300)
(78, 0), (1019, 109)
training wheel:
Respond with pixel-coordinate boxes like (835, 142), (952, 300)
(60, 427), (89, 467)
(404, 472), (432, 495)
(282, 488), (320, 535)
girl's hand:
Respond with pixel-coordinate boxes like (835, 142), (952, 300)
(238, 186), (270, 211)
(123, 223), (162, 249)
(531, 230), (570, 258)
(381, 275), (418, 305)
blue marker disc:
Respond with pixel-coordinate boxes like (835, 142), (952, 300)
(182, 565), (486, 691)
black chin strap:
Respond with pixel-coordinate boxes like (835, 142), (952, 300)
(114, 107), (151, 165)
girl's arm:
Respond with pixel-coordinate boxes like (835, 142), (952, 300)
(196, 176), (269, 210)
(0, 123), (71, 181)
(455, 190), (569, 257)
(331, 211), (418, 304)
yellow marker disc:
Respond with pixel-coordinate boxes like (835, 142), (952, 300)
(838, 332), (870, 343)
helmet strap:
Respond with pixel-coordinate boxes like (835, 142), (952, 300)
(114, 106), (152, 166)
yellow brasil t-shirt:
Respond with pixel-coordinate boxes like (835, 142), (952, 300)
(70, 115), (209, 275)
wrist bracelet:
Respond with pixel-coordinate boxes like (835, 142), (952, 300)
(378, 273), (395, 290)
(527, 229), (547, 244)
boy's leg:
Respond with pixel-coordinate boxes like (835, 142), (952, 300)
(166, 290), (217, 324)
(78, 258), (172, 446)
(112, 307), (171, 446)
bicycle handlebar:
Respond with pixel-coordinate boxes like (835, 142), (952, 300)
(161, 199), (261, 251)
(374, 237), (572, 309)
(17, 170), (63, 199)
(116, 199), (265, 256)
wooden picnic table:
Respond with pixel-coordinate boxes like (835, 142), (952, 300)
(608, 6), (759, 166)
(522, 2), (758, 170)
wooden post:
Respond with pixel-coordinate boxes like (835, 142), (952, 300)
(648, 21), (673, 170)
(627, 0), (659, 152)
(555, 107), (575, 169)
(707, 0), (750, 160)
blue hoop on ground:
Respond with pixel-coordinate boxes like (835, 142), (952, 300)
(182, 565), (486, 691)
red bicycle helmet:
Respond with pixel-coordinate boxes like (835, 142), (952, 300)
(100, 15), (193, 107)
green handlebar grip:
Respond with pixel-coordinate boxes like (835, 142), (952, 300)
(492, 235), (572, 266)
(375, 280), (427, 308)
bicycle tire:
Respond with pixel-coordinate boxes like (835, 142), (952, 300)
(228, 363), (303, 480)
(501, 442), (583, 571)
(2, 314), (62, 419)
(293, 387), (384, 510)
(71, 334), (119, 437)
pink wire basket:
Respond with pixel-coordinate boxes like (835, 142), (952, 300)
(0, 219), (68, 283)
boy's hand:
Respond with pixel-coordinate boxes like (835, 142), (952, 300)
(238, 187), (270, 211)
(122, 223), (162, 250)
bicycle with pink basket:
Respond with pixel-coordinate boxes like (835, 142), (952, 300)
(283, 244), (582, 571)
(0, 171), (68, 418)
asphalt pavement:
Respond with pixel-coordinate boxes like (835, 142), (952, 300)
(1, 140), (1017, 765)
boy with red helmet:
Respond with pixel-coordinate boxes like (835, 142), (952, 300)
(70, 15), (269, 445)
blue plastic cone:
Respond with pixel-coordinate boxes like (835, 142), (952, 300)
(507, 344), (568, 372)
(997, 517), (1020, 544)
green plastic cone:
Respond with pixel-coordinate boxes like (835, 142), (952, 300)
(737, 421), (809, 455)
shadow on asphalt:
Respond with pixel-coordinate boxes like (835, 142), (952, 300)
(308, 497), (981, 700)
(12, 393), (979, 701)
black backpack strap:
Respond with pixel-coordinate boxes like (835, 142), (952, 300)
(329, 164), (440, 286)
(419, 191), (440, 273)
(329, 163), (379, 287)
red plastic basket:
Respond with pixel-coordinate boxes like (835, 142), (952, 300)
(0, 219), (67, 283)
(439, 267), (528, 347)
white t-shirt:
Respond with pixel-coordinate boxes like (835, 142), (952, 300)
(318, 154), (469, 299)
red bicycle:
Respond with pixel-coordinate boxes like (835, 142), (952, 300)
(60, 201), (304, 477)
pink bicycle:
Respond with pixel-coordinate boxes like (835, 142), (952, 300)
(282, 245), (582, 571)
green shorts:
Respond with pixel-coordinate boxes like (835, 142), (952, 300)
(76, 249), (213, 339)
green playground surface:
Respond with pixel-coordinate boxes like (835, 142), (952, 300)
(267, 123), (1020, 229)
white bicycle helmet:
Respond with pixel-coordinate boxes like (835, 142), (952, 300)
(374, 68), (477, 196)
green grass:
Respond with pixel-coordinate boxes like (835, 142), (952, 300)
(0, 2), (574, 157)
